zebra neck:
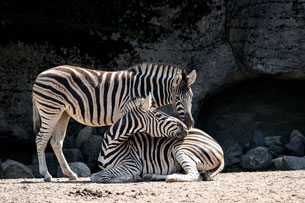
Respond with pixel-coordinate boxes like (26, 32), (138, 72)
(127, 63), (177, 107)
(103, 112), (143, 146)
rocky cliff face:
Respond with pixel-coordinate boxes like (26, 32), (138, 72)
(0, 0), (304, 157)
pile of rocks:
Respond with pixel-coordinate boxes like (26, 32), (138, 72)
(0, 126), (108, 179)
(223, 130), (305, 171)
(1, 127), (304, 179)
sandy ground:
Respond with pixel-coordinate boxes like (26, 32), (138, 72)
(0, 170), (304, 203)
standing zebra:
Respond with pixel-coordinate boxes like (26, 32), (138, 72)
(91, 95), (224, 183)
(32, 63), (196, 182)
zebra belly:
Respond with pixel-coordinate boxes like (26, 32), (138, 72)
(66, 107), (122, 127)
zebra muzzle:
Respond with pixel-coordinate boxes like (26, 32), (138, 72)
(184, 112), (194, 130)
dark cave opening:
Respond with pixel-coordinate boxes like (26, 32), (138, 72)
(196, 78), (305, 145)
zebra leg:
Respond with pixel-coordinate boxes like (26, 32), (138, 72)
(91, 160), (141, 183)
(166, 152), (201, 182)
(50, 111), (78, 180)
(142, 174), (168, 181)
(36, 112), (63, 182)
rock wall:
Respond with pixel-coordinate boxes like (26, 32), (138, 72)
(0, 0), (305, 160)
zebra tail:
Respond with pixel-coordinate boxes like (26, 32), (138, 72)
(210, 157), (225, 178)
(33, 99), (41, 136)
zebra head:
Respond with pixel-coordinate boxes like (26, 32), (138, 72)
(172, 69), (197, 129)
(122, 94), (188, 138)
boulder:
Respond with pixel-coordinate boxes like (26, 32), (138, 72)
(26, 165), (43, 178)
(63, 148), (84, 163)
(264, 136), (287, 147)
(57, 162), (91, 178)
(223, 140), (244, 158)
(240, 146), (272, 170)
(75, 126), (94, 148)
(268, 145), (285, 157)
(284, 130), (305, 156)
(248, 130), (265, 149)
(272, 156), (305, 170)
(80, 135), (103, 172)
(1, 159), (34, 179)
(96, 126), (109, 136)
(264, 135), (286, 156)
(222, 140), (244, 167)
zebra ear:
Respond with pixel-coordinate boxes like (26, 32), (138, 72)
(187, 70), (197, 86)
(141, 94), (152, 111)
(173, 69), (183, 88)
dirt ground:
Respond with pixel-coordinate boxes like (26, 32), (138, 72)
(0, 170), (304, 203)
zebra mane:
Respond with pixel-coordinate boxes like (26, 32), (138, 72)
(120, 96), (151, 115)
(127, 63), (187, 78)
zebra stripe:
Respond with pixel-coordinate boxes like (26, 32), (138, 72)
(91, 98), (224, 183)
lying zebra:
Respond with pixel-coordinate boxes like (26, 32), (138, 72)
(91, 95), (224, 183)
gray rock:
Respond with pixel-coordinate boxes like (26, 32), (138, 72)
(1, 159), (34, 179)
(240, 147), (272, 170)
(224, 156), (240, 167)
(32, 153), (59, 177)
(272, 156), (305, 170)
(268, 145), (285, 156)
(96, 126), (109, 136)
(264, 136), (286, 156)
(265, 136), (286, 147)
(285, 130), (305, 156)
(75, 126), (94, 148)
(249, 130), (265, 149)
(57, 162), (91, 178)
(80, 135), (103, 172)
(222, 140), (244, 167)
(26, 165), (43, 178)
(63, 148), (84, 163)
(223, 140), (244, 158)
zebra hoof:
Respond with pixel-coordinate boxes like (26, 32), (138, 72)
(44, 176), (52, 182)
(90, 173), (103, 183)
(69, 174), (78, 180)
